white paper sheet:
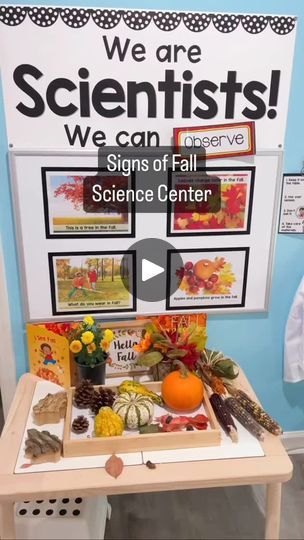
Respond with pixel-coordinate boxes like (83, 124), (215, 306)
(14, 380), (142, 474)
(15, 380), (264, 474)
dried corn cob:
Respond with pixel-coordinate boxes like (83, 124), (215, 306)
(210, 393), (238, 443)
(225, 397), (264, 441)
(232, 389), (282, 436)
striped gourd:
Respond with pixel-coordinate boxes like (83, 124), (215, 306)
(113, 392), (154, 429)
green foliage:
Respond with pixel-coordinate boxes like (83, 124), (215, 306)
(136, 351), (163, 367)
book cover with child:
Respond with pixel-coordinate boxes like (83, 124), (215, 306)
(27, 323), (74, 388)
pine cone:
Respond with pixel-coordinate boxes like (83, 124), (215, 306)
(74, 379), (94, 408)
(72, 415), (89, 434)
(91, 387), (116, 415)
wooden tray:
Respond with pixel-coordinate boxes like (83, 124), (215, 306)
(63, 382), (221, 457)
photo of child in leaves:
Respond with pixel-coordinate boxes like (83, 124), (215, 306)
(50, 254), (134, 314)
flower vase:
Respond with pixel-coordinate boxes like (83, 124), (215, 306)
(75, 360), (106, 385)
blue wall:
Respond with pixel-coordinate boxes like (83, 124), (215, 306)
(1, 0), (304, 430)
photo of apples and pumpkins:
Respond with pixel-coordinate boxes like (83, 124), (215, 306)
(176, 256), (235, 296)
(168, 249), (249, 309)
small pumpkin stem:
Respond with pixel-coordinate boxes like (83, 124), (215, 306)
(173, 359), (189, 378)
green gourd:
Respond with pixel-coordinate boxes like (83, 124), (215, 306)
(113, 392), (154, 429)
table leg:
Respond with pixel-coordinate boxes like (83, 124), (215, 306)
(0, 502), (16, 540)
(265, 483), (282, 540)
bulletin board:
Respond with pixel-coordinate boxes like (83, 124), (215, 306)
(10, 149), (283, 320)
(2, 6), (294, 321)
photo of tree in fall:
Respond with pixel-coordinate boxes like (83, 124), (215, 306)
(43, 172), (132, 237)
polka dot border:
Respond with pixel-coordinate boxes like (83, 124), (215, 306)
(123, 10), (152, 30)
(60, 8), (90, 28)
(212, 14), (241, 33)
(0, 7), (297, 35)
(28, 7), (59, 27)
(91, 9), (121, 29)
(269, 16), (296, 35)
(183, 13), (211, 32)
(153, 12), (181, 32)
(241, 15), (268, 34)
(0, 6), (27, 26)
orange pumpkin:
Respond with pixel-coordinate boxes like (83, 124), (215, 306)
(161, 364), (204, 412)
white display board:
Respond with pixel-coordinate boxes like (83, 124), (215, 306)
(0, 6), (297, 149)
(10, 149), (283, 320)
(1, 6), (294, 321)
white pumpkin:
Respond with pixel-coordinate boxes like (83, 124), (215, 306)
(113, 392), (154, 429)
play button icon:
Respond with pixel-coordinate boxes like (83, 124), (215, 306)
(121, 238), (183, 303)
(142, 259), (164, 282)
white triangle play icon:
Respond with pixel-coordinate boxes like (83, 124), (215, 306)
(142, 258), (164, 282)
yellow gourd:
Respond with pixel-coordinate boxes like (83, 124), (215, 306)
(118, 380), (162, 405)
(94, 407), (124, 437)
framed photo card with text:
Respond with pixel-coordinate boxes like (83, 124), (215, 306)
(167, 247), (249, 311)
(167, 167), (255, 236)
(48, 251), (136, 316)
(42, 168), (136, 239)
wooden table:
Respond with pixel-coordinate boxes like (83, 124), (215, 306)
(0, 373), (293, 540)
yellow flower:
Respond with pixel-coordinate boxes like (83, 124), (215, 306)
(69, 340), (82, 354)
(87, 342), (96, 354)
(103, 329), (114, 342)
(100, 339), (110, 352)
(81, 331), (94, 345)
(83, 316), (94, 327)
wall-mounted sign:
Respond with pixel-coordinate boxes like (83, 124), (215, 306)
(0, 7), (297, 149)
(174, 122), (256, 160)
(279, 174), (304, 233)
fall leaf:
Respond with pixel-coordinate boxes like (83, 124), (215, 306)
(176, 217), (189, 229)
(225, 214), (243, 229)
(105, 454), (124, 479)
(136, 350), (163, 367)
(179, 277), (191, 293)
(199, 213), (212, 223)
(219, 263), (236, 287)
(224, 185), (245, 215)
